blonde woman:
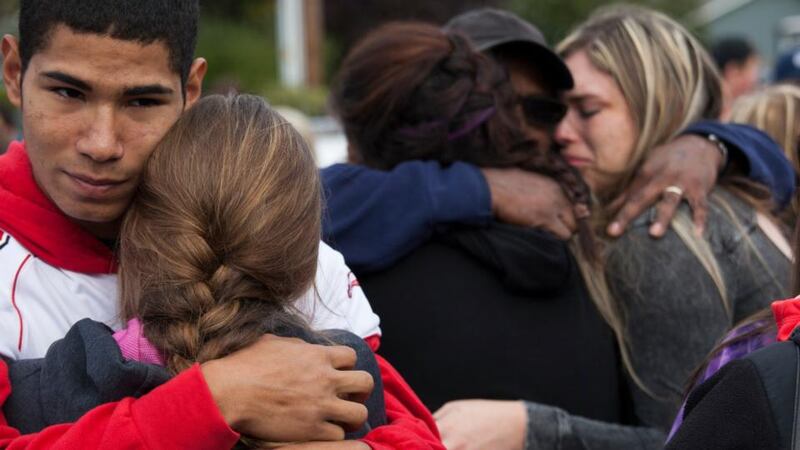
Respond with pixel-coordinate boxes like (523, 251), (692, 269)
(511, 5), (793, 448)
(730, 84), (800, 225)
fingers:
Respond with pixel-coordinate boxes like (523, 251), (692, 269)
(325, 398), (369, 432)
(648, 191), (682, 237)
(608, 181), (664, 237)
(334, 369), (374, 403)
(327, 345), (357, 370)
(433, 401), (456, 421)
(310, 421), (348, 442)
(434, 408), (462, 450)
(546, 215), (574, 240)
(541, 195), (576, 240)
(277, 441), (370, 450)
(559, 208), (578, 234)
(686, 193), (709, 236)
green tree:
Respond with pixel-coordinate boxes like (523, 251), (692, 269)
(505, 0), (703, 44)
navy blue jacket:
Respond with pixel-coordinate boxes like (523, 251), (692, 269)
(322, 122), (795, 273)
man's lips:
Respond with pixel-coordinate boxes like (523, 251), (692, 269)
(65, 171), (127, 197)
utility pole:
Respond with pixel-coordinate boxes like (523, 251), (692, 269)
(277, 0), (323, 88)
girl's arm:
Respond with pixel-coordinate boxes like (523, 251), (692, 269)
(0, 360), (239, 450)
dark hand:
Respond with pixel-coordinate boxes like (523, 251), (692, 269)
(277, 441), (371, 449)
(607, 134), (721, 238)
(201, 334), (373, 442)
(482, 167), (576, 239)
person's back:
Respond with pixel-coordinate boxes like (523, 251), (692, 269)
(666, 297), (800, 449)
(359, 222), (621, 420)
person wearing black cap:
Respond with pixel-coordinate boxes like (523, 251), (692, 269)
(322, 8), (794, 277)
(320, 9), (796, 448)
(443, 7), (574, 91)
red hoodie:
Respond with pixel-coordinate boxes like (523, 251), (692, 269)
(771, 296), (800, 342)
(0, 142), (443, 449)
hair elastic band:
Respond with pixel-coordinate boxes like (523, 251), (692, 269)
(447, 106), (496, 142)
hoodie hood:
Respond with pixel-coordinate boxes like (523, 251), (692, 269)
(439, 221), (573, 295)
(0, 141), (116, 274)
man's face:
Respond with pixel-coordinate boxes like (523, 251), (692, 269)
(2, 25), (205, 238)
(503, 57), (558, 152)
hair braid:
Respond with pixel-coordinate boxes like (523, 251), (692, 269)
(119, 94), (321, 379)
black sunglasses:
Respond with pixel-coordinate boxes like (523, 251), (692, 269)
(518, 95), (568, 126)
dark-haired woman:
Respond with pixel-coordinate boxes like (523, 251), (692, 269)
(330, 21), (623, 450)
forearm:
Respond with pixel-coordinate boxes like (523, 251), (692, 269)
(0, 364), (238, 450)
(321, 161), (490, 273)
(524, 402), (665, 450)
(682, 121), (796, 208)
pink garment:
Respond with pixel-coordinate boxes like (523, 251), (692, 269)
(113, 318), (166, 365)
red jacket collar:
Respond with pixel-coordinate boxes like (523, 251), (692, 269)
(0, 141), (116, 274)
(772, 297), (800, 341)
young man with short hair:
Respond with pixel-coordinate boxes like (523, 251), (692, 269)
(0, 1), (441, 448)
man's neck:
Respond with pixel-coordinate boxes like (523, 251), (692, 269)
(72, 218), (122, 244)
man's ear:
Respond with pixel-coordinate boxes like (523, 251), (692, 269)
(184, 57), (207, 109)
(2, 35), (23, 108)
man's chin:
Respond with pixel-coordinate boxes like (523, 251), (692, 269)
(65, 208), (125, 239)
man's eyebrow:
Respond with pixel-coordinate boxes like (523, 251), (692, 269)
(41, 71), (91, 91)
(123, 85), (174, 96)
(565, 93), (599, 103)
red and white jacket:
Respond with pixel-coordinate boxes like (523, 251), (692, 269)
(0, 141), (442, 449)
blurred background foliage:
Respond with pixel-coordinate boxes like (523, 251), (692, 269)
(0, 0), (704, 115)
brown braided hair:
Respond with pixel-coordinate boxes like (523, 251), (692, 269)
(118, 94), (321, 378)
(331, 21), (594, 256)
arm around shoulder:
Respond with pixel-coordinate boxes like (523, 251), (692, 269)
(321, 161), (490, 273)
(0, 360), (239, 450)
(682, 121), (796, 209)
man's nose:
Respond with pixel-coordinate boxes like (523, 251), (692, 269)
(554, 111), (578, 147)
(76, 105), (123, 162)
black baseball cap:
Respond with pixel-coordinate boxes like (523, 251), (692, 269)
(444, 8), (574, 90)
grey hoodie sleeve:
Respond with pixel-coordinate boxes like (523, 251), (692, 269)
(525, 402), (666, 450)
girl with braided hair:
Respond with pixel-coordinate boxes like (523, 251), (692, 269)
(1, 94), (445, 450)
(329, 21), (622, 450)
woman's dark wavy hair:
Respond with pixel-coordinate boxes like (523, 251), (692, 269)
(331, 21), (594, 253)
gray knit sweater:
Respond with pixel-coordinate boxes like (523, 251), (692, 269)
(524, 188), (791, 449)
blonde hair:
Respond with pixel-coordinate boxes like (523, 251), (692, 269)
(558, 6), (783, 395)
(119, 94), (321, 376)
(730, 84), (800, 225)
(730, 84), (800, 173)
(558, 6), (722, 204)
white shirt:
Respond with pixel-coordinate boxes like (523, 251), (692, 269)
(0, 230), (380, 360)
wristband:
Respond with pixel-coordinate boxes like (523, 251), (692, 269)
(706, 133), (729, 173)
